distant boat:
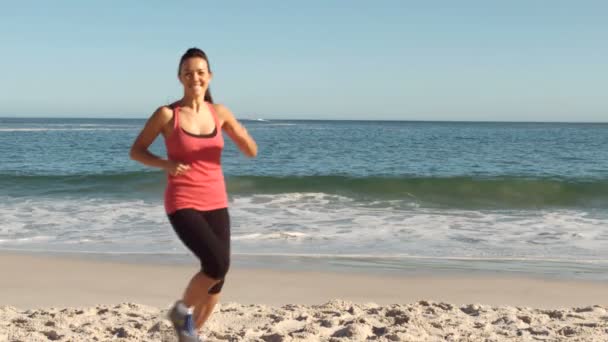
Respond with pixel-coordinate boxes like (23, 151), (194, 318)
(255, 118), (268, 122)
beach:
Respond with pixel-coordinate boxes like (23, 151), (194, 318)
(4, 0), (608, 339)
(2, 119), (608, 340)
(2, 252), (607, 341)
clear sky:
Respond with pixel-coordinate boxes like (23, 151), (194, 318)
(1, 1), (606, 121)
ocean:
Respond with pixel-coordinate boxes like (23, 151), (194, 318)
(1, 118), (607, 279)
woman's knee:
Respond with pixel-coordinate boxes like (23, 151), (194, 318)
(202, 259), (229, 281)
(208, 279), (224, 294)
(199, 268), (226, 294)
(214, 259), (230, 279)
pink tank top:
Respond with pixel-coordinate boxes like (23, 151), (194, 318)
(164, 103), (228, 214)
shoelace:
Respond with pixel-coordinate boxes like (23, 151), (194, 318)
(183, 313), (196, 336)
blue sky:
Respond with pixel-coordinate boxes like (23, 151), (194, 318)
(0, 1), (606, 121)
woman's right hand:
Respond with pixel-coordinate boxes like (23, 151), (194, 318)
(165, 161), (190, 176)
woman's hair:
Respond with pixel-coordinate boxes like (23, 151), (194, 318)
(178, 48), (214, 103)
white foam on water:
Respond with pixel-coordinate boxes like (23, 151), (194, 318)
(229, 252), (608, 266)
(0, 128), (135, 132)
(1, 193), (607, 265)
(232, 231), (309, 241)
(229, 193), (608, 261)
(0, 196), (183, 254)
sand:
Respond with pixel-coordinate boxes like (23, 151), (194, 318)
(1, 252), (607, 341)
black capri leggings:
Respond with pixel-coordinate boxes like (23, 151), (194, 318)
(167, 207), (230, 294)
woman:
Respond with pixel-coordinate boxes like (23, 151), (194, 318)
(130, 48), (257, 341)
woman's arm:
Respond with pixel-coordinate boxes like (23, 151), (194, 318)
(215, 104), (258, 157)
(129, 106), (190, 176)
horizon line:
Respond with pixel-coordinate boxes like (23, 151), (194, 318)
(1, 116), (607, 124)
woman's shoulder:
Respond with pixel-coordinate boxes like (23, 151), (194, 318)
(156, 105), (174, 116)
(211, 103), (233, 119)
(149, 105), (175, 124)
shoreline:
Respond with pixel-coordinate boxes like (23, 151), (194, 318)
(1, 248), (607, 281)
(1, 251), (607, 309)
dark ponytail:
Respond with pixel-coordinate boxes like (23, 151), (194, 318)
(178, 48), (214, 103)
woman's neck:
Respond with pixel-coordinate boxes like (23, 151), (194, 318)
(180, 94), (206, 112)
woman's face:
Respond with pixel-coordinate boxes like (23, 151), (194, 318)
(179, 57), (212, 97)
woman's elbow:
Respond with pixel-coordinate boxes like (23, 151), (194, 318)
(129, 146), (140, 161)
(248, 144), (258, 158)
